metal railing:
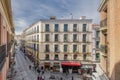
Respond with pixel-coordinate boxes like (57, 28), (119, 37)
(100, 18), (107, 28)
(0, 44), (6, 71)
(11, 27), (15, 33)
(100, 44), (107, 53)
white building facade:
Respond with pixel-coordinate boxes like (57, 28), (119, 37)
(92, 24), (100, 62)
(23, 18), (93, 72)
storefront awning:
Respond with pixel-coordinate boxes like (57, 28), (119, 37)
(61, 62), (81, 66)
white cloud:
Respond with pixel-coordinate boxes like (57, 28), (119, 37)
(11, 0), (100, 35)
(14, 18), (28, 28)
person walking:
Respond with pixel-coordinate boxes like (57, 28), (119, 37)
(29, 65), (31, 70)
(71, 76), (74, 80)
(60, 77), (63, 80)
(39, 76), (42, 80)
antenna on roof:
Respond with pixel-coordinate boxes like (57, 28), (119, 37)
(70, 13), (73, 19)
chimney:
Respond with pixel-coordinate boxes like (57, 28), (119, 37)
(80, 16), (86, 20)
(50, 16), (56, 20)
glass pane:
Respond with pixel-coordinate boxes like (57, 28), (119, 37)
(73, 24), (77, 31)
(45, 24), (49, 31)
(64, 45), (68, 52)
(83, 34), (86, 42)
(64, 24), (68, 32)
(73, 45), (77, 52)
(83, 24), (86, 32)
(83, 45), (86, 52)
(55, 24), (59, 32)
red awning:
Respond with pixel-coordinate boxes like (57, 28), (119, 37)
(61, 62), (81, 66)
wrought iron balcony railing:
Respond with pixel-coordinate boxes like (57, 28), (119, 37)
(100, 44), (107, 53)
(0, 44), (6, 71)
(7, 40), (14, 56)
(100, 18), (107, 28)
(11, 27), (15, 33)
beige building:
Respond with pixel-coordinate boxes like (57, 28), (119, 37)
(98, 0), (120, 80)
(23, 17), (93, 72)
(15, 35), (22, 46)
(0, 0), (15, 80)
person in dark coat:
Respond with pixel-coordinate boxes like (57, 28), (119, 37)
(60, 77), (63, 80)
(72, 76), (74, 80)
(37, 76), (39, 80)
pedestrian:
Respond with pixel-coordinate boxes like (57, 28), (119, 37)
(71, 76), (74, 80)
(42, 75), (44, 80)
(29, 65), (31, 70)
(37, 76), (39, 80)
(39, 76), (42, 80)
(60, 77), (63, 80)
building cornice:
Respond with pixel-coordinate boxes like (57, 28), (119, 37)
(98, 0), (108, 12)
(23, 19), (92, 32)
(0, 0), (14, 28)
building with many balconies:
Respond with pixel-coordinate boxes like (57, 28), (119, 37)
(0, 0), (15, 80)
(23, 17), (93, 72)
(98, 0), (120, 80)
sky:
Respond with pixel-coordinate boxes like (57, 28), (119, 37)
(11, 0), (101, 35)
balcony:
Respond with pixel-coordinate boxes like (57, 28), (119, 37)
(11, 27), (15, 33)
(100, 18), (107, 31)
(100, 44), (107, 55)
(44, 50), (50, 53)
(7, 41), (14, 52)
(0, 44), (6, 71)
(73, 40), (79, 42)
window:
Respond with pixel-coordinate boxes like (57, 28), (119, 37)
(45, 24), (49, 32)
(83, 54), (87, 60)
(96, 53), (100, 60)
(96, 41), (100, 48)
(83, 45), (86, 53)
(54, 54), (59, 60)
(45, 54), (49, 60)
(37, 44), (39, 51)
(45, 34), (49, 42)
(54, 45), (59, 52)
(96, 31), (100, 38)
(64, 54), (68, 60)
(55, 24), (59, 32)
(73, 34), (77, 41)
(73, 45), (77, 52)
(37, 35), (39, 41)
(64, 34), (68, 42)
(55, 34), (59, 42)
(64, 24), (68, 32)
(37, 25), (39, 32)
(83, 34), (87, 42)
(83, 24), (86, 32)
(45, 44), (50, 52)
(64, 45), (68, 52)
(73, 24), (77, 31)
(73, 54), (77, 59)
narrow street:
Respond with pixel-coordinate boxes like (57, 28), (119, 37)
(12, 47), (37, 80)
(12, 47), (83, 80)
